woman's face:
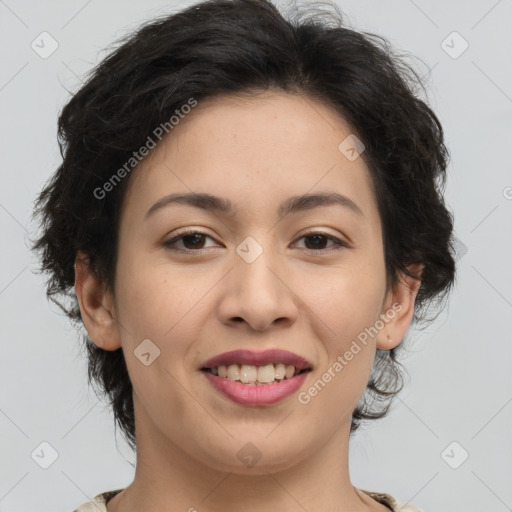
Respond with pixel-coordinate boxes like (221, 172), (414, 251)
(80, 91), (418, 473)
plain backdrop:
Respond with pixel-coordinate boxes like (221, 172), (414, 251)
(1, 1), (511, 511)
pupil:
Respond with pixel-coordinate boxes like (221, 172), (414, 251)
(306, 235), (326, 250)
(184, 234), (204, 249)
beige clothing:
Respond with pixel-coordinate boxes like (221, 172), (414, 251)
(73, 488), (423, 511)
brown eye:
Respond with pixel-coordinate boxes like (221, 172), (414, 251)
(163, 231), (219, 252)
(294, 232), (349, 252)
(163, 230), (349, 254)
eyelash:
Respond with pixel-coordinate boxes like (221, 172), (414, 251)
(163, 230), (350, 254)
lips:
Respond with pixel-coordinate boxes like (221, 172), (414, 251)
(202, 370), (309, 406)
(200, 349), (313, 371)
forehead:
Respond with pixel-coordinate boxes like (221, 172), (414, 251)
(122, 91), (379, 226)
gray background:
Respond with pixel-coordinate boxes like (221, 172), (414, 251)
(1, 1), (511, 511)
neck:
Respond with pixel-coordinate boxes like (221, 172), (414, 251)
(107, 396), (377, 512)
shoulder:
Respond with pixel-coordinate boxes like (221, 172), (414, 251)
(75, 487), (423, 512)
(72, 489), (124, 512)
(360, 489), (424, 512)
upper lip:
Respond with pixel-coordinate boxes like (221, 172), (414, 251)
(201, 349), (313, 371)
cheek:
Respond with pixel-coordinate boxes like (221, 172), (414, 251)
(112, 250), (201, 412)
(114, 243), (189, 333)
(300, 255), (385, 396)
(302, 257), (386, 337)
(298, 276), (379, 416)
(113, 247), (221, 386)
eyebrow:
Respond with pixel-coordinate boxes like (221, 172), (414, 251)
(145, 191), (363, 220)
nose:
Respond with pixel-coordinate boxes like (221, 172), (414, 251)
(217, 243), (299, 332)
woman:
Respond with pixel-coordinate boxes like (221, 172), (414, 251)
(31, 0), (456, 510)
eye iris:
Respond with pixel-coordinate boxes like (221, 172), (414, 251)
(305, 234), (327, 250)
(170, 232), (339, 252)
(183, 233), (205, 249)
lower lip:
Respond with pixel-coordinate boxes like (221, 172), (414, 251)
(202, 371), (310, 406)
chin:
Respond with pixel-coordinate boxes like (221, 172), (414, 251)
(192, 436), (311, 475)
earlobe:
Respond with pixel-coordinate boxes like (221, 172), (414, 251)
(74, 251), (122, 351)
(377, 264), (423, 350)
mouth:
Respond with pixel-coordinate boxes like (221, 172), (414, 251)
(200, 349), (313, 386)
(201, 363), (312, 385)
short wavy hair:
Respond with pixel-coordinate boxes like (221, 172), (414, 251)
(31, 0), (456, 451)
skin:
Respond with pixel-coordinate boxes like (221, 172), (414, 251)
(75, 90), (422, 512)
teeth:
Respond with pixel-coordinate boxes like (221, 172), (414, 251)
(257, 364), (275, 383)
(240, 364), (258, 383)
(274, 363), (286, 380)
(227, 364), (240, 381)
(210, 363), (303, 384)
(285, 365), (295, 379)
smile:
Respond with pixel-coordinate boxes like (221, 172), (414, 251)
(202, 363), (310, 385)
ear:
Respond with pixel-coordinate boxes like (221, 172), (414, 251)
(376, 263), (423, 350)
(74, 251), (122, 351)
